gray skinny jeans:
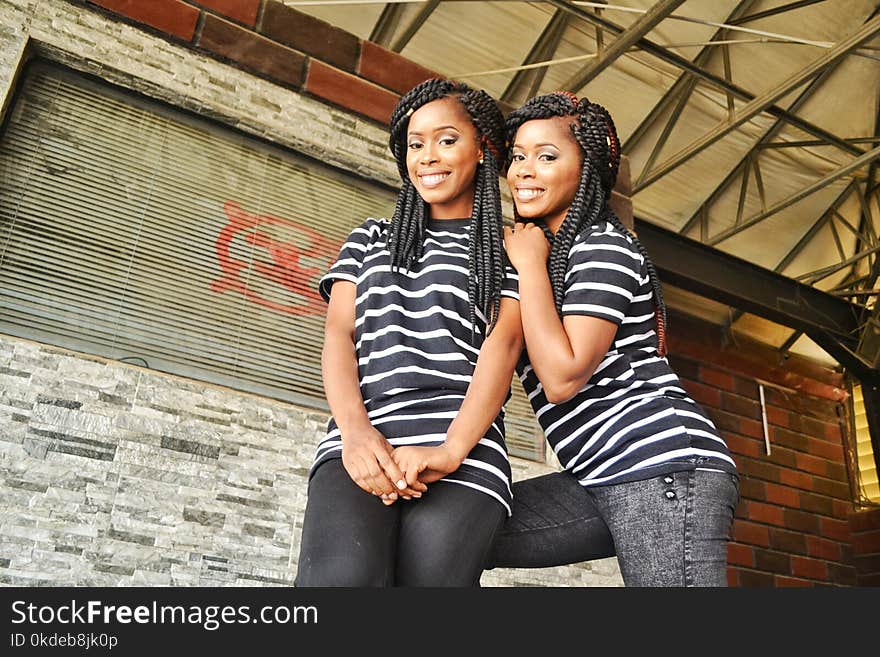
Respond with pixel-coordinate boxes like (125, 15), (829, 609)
(488, 468), (739, 586)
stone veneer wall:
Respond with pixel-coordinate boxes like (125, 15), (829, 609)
(0, 332), (622, 586)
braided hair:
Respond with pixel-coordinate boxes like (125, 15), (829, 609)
(505, 92), (668, 356)
(388, 78), (507, 337)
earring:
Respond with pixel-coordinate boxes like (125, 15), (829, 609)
(478, 152), (484, 165)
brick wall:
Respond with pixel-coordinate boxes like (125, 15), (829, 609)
(851, 507), (880, 586)
(665, 312), (868, 586)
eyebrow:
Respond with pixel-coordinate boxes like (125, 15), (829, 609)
(408, 125), (462, 136)
(512, 142), (560, 149)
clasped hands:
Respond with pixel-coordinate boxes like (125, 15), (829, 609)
(341, 426), (464, 506)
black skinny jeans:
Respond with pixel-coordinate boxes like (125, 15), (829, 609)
(295, 459), (506, 587)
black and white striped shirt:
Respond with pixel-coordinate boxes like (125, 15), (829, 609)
(315, 217), (518, 513)
(516, 220), (737, 487)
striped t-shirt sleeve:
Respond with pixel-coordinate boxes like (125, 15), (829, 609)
(562, 228), (645, 325)
(318, 219), (377, 302)
(501, 261), (519, 300)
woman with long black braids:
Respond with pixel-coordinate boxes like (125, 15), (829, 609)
(295, 79), (522, 586)
(492, 92), (739, 586)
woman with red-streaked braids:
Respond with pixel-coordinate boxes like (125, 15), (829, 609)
(295, 79), (522, 586)
(489, 92), (739, 586)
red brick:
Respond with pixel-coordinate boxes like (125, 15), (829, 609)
(723, 433), (763, 459)
(306, 61), (399, 124)
(699, 367), (737, 391)
(739, 417), (766, 440)
(832, 499), (852, 518)
(726, 566), (739, 586)
(766, 445), (797, 468)
(736, 568), (775, 587)
(849, 507), (880, 532)
(770, 530), (806, 555)
(857, 573), (880, 586)
(89, 0), (199, 40)
(807, 437), (843, 461)
(784, 508), (820, 533)
(855, 553), (880, 573)
(766, 406), (790, 428)
(799, 492), (834, 517)
(796, 452), (829, 476)
(358, 41), (439, 95)
(827, 562), (858, 585)
(261, 2), (360, 72)
(721, 392), (762, 420)
(737, 378), (759, 398)
(667, 356), (699, 381)
(198, 14), (307, 88)
(755, 548), (791, 574)
(791, 555), (827, 580)
(769, 426), (808, 452)
(747, 501), (785, 527)
(733, 520), (770, 547)
(196, 0), (259, 25)
(824, 421), (842, 442)
(806, 535), (841, 561)
(738, 477), (765, 501)
(813, 477), (851, 500)
(680, 379), (722, 409)
(727, 542), (754, 567)
(764, 482), (800, 509)
(826, 461), (847, 481)
(779, 468), (813, 491)
(820, 517), (851, 542)
(853, 531), (880, 555)
(774, 575), (812, 587)
(737, 457), (781, 482)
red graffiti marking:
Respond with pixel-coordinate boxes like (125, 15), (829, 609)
(211, 201), (342, 316)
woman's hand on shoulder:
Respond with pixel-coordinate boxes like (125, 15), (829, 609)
(503, 222), (550, 271)
(341, 424), (426, 505)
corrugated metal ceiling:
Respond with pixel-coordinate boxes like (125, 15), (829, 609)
(287, 0), (880, 367)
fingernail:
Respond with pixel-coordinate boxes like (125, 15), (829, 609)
(413, 493), (421, 498)
(396, 480), (406, 490)
(403, 496), (412, 500)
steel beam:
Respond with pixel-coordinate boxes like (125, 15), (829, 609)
(390, 0), (440, 53)
(548, 0), (864, 158)
(635, 217), (865, 376)
(635, 14), (880, 191)
(561, 0), (687, 92)
(730, 0), (829, 26)
(370, 4), (407, 47)
(635, 216), (860, 343)
(677, 64), (844, 236)
(623, 0), (761, 154)
(707, 143), (880, 246)
(501, 9), (570, 104)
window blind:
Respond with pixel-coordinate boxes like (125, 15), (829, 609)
(852, 383), (880, 504)
(0, 62), (544, 461)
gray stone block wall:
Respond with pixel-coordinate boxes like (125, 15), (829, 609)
(0, 333), (622, 587)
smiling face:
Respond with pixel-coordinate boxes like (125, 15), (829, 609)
(507, 116), (583, 234)
(405, 97), (482, 219)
